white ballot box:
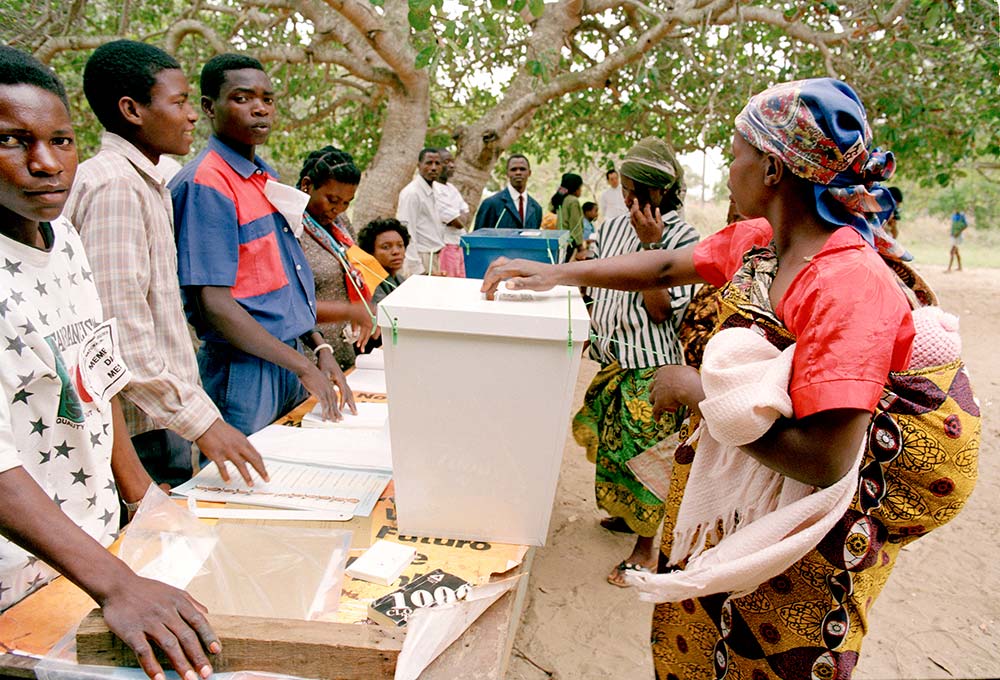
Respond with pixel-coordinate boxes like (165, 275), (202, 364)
(379, 276), (590, 546)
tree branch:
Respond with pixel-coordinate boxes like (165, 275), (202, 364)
(34, 35), (118, 63)
(253, 43), (394, 85)
(496, 9), (681, 130)
(282, 91), (373, 131)
(321, 0), (421, 92)
(163, 18), (229, 54)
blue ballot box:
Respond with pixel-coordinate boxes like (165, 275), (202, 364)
(460, 229), (569, 279)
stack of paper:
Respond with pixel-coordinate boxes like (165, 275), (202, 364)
(348, 367), (387, 395)
(247, 424), (392, 471)
(355, 348), (384, 370)
(172, 459), (391, 516)
(302, 400), (388, 429)
(173, 423), (394, 517)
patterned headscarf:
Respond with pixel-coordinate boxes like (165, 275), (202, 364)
(619, 137), (686, 213)
(735, 78), (910, 261)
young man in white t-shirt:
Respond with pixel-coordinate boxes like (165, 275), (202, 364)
(0, 45), (219, 680)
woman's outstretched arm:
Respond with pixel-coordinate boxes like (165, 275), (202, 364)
(481, 245), (703, 299)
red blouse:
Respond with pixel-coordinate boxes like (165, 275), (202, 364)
(693, 219), (915, 418)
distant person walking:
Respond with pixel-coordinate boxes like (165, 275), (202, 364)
(948, 210), (968, 272)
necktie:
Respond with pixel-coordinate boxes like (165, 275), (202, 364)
(518, 194), (525, 225)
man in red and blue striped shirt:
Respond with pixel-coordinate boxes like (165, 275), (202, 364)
(170, 54), (343, 436)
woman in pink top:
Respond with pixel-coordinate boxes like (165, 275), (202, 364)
(482, 78), (978, 679)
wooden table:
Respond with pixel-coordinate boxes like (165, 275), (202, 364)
(0, 399), (534, 679)
(0, 532), (532, 680)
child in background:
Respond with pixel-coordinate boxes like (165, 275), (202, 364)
(579, 201), (599, 260)
(582, 201), (598, 241)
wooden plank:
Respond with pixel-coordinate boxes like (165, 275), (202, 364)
(0, 652), (38, 678)
(76, 609), (404, 680)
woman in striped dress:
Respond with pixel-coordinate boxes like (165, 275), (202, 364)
(571, 138), (700, 586)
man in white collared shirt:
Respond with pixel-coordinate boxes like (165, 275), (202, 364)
(598, 168), (629, 228)
(398, 148), (444, 276)
(473, 154), (542, 230)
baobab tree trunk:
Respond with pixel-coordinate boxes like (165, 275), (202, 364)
(352, 77), (429, 228)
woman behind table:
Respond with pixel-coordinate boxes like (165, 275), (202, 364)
(356, 218), (409, 353)
(551, 172), (586, 259)
(572, 138), (699, 587)
(297, 146), (374, 370)
(482, 78), (976, 678)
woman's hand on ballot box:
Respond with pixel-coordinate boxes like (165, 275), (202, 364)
(481, 257), (559, 300)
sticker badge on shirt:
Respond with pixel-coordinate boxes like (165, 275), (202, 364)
(75, 318), (131, 404)
(264, 179), (309, 238)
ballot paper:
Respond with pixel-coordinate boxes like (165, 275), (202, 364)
(347, 367), (387, 394)
(302, 400), (388, 429)
(248, 423), (392, 471)
(172, 459), (391, 516)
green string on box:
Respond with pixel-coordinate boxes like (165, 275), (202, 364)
(567, 290), (573, 355)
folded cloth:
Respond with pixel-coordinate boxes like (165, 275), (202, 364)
(625, 326), (864, 601)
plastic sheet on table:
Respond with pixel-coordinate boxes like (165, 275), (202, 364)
(120, 485), (352, 620)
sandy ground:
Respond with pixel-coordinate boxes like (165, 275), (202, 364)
(507, 264), (1000, 680)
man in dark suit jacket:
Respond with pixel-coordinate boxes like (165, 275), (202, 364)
(474, 154), (543, 230)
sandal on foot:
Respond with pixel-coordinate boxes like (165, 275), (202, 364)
(607, 560), (652, 588)
(599, 516), (635, 534)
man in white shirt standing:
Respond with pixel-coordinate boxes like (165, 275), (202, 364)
(398, 148), (444, 276)
(434, 148), (470, 277)
(598, 168), (629, 228)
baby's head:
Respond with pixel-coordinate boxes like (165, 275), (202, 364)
(908, 306), (961, 369)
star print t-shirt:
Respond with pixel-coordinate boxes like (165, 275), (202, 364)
(0, 217), (119, 610)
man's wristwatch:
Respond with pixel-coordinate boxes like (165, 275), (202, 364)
(124, 499), (141, 514)
(639, 242), (667, 250)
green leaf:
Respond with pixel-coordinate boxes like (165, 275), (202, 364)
(936, 172), (951, 186)
(369, 0), (384, 6)
(408, 8), (430, 31)
(529, 0), (544, 18)
(527, 59), (544, 77)
(513, 0), (527, 10)
(415, 44), (436, 68)
(491, 0), (507, 8)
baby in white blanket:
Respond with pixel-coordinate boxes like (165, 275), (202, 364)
(625, 306), (960, 601)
